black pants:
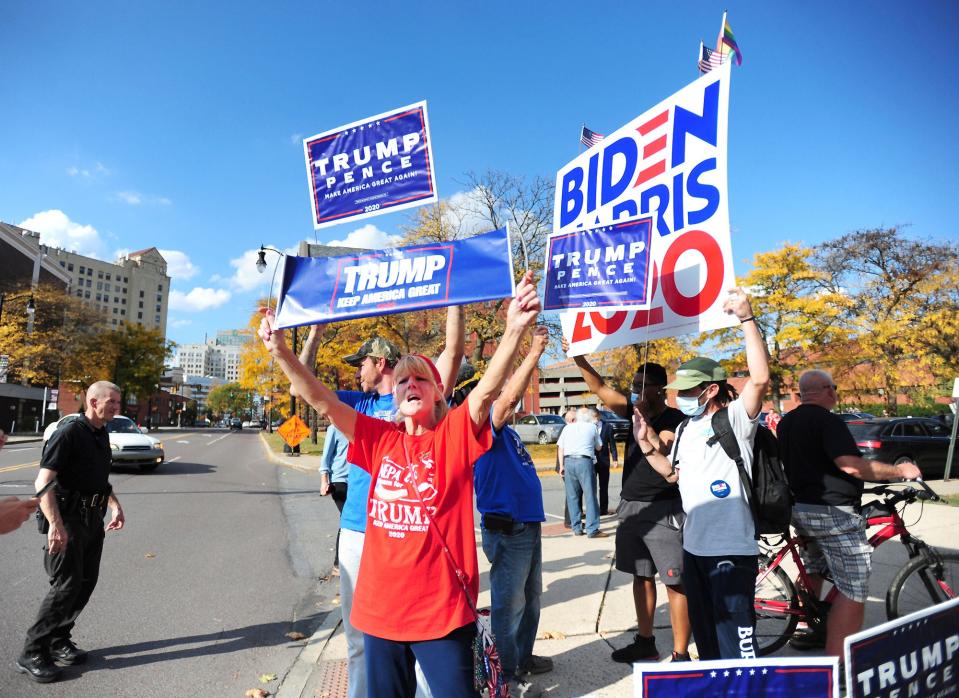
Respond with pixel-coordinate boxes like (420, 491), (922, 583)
(682, 551), (758, 660)
(330, 482), (348, 567)
(24, 516), (105, 655)
(595, 457), (611, 513)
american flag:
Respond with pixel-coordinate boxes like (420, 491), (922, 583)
(698, 44), (727, 73)
(580, 126), (605, 148)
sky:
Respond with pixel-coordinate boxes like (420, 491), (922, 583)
(2, 1), (957, 349)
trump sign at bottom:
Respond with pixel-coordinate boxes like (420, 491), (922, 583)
(635, 657), (840, 697)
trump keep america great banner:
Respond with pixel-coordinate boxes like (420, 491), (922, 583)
(555, 62), (739, 355)
(273, 228), (515, 328)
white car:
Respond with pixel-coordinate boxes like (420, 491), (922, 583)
(43, 415), (165, 472)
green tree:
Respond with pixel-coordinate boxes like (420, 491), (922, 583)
(108, 324), (174, 404)
(206, 382), (254, 420)
(815, 227), (959, 414)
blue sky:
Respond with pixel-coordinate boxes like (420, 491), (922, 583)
(2, 1), (957, 348)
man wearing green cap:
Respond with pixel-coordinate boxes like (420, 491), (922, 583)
(633, 287), (769, 661)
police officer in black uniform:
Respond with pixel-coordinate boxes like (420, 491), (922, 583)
(16, 381), (126, 683)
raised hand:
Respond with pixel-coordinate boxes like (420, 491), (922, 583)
(632, 406), (650, 445)
(530, 326), (549, 356)
(506, 271), (541, 331)
(258, 308), (288, 354)
(722, 287), (754, 322)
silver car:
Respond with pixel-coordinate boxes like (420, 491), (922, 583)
(513, 414), (566, 444)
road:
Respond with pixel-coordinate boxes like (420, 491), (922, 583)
(0, 429), (340, 697)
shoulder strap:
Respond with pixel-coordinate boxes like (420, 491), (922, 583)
(709, 408), (760, 538)
(670, 418), (689, 471)
(402, 437), (480, 619)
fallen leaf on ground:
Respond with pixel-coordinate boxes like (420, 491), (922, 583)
(285, 631), (306, 641)
(538, 630), (566, 640)
(258, 673), (277, 683)
(144, 553), (156, 559)
(245, 689), (270, 698)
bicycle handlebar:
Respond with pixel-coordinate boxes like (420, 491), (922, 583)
(865, 479), (942, 505)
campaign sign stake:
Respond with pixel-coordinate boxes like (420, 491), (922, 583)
(555, 62), (738, 355)
(303, 101), (438, 230)
(844, 596), (959, 698)
(543, 217), (652, 312)
(274, 228), (514, 328)
(636, 657), (840, 697)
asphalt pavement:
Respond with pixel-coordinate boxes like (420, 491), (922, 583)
(0, 428), (340, 697)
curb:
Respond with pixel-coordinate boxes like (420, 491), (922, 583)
(258, 432), (318, 474)
(276, 608), (343, 698)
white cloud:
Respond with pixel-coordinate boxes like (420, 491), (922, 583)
(66, 162), (110, 179)
(18, 209), (106, 258)
(325, 224), (402, 249)
(169, 318), (193, 327)
(158, 249), (199, 280)
(169, 287), (231, 312)
(114, 190), (172, 206)
(225, 244), (298, 293)
(290, 133), (303, 145)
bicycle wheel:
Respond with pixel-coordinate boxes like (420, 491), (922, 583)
(754, 557), (800, 656)
(886, 551), (959, 620)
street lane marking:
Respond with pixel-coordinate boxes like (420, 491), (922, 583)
(176, 440), (190, 444)
(206, 433), (230, 446)
(168, 456), (182, 462)
(0, 460), (40, 473)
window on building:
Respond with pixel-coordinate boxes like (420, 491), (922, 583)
(105, 283), (111, 292)
(113, 308), (118, 314)
(84, 291), (90, 298)
(124, 276), (128, 283)
(114, 297), (119, 303)
(120, 309), (125, 315)
(76, 290), (83, 297)
(122, 299), (126, 305)
(138, 301), (143, 308)
(86, 279), (92, 287)
(154, 315), (160, 324)
(98, 271), (103, 279)
(156, 294), (162, 302)
(68, 263), (74, 271)
(60, 261), (65, 267)
(157, 284), (163, 291)
(138, 312), (143, 319)
(79, 265), (85, 274)
(156, 305), (161, 312)
(139, 290), (144, 298)
(96, 282), (102, 290)
(112, 319), (117, 325)
(96, 293), (102, 301)
(106, 273), (111, 280)
(86, 269), (92, 276)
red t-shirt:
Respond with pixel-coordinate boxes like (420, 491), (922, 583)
(347, 401), (492, 641)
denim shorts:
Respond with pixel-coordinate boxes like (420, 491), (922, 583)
(792, 504), (872, 603)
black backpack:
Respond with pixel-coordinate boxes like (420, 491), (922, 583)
(674, 408), (792, 539)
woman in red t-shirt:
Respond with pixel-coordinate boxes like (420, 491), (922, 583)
(258, 272), (540, 697)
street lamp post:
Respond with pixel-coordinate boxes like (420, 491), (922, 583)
(256, 245), (298, 455)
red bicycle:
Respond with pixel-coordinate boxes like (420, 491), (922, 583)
(753, 480), (958, 655)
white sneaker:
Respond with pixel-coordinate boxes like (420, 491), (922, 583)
(509, 678), (544, 698)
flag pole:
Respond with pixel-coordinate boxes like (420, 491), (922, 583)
(717, 10), (727, 53)
(697, 39), (704, 76)
(580, 122), (586, 154)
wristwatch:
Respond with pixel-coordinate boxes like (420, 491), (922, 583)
(642, 445), (657, 457)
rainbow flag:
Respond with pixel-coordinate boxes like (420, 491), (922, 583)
(719, 17), (743, 66)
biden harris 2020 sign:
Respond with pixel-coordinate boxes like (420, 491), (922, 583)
(303, 101), (438, 230)
(555, 63), (738, 355)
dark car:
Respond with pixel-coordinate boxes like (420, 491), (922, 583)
(229, 417), (243, 430)
(846, 417), (958, 479)
(837, 412), (876, 422)
(598, 409), (631, 441)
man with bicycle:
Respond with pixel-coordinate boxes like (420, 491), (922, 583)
(777, 369), (921, 657)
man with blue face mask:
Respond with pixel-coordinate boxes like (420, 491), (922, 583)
(634, 287), (770, 661)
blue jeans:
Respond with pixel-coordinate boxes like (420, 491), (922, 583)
(564, 456), (600, 534)
(364, 623), (478, 698)
(481, 522), (543, 679)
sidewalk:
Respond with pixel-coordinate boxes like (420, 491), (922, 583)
(271, 458), (959, 698)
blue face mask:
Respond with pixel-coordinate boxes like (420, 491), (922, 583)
(676, 388), (709, 417)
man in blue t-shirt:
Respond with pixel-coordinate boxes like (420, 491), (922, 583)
(472, 327), (553, 698)
(297, 308), (463, 698)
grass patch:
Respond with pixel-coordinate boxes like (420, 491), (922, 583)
(263, 431), (326, 456)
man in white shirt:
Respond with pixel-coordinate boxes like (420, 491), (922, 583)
(557, 408), (604, 538)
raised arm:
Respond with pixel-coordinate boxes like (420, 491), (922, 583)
(563, 337), (629, 418)
(435, 305), (465, 400)
(491, 325), (549, 430)
(724, 288), (770, 419)
(633, 409), (678, 483)
(259, 310), (357, 441)
(289, 323), (324, 399)
(467, 271), (541, 427)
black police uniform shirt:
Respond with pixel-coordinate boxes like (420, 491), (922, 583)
(620, 406), (685, 502)
(777, 403), (863, 508)
(41, 415), (112, 495)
